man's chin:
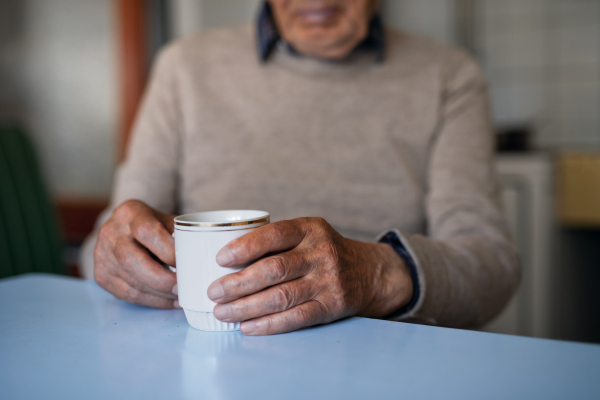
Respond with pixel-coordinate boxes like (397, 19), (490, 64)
(292, 31), (357, 57)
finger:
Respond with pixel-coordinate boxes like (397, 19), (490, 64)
(155, 210), (175, 235)
(115, 267), (178, 300)
(208, 248), (313, 303)
(100, 272), (176, 309)
(213, 277), (316, 322)
(114, 236), (177, 296)
(240, 300), (330, 336)
(95, 236), (176, 300)
(216, 220), (307, 267)
(130, 210), (176, 266)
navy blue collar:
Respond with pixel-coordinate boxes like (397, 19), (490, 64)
(257, 2), (385, 63)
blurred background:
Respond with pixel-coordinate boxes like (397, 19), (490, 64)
(0, 0), (599, 343)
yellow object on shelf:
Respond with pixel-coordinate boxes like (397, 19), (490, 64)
(558, 152), (600, 227)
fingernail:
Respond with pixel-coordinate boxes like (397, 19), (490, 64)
(213, 305), (232, 321)
(173, 300), (182, 309)
(241, 321), (257, 334)
(216, 248), (234, 266)
(172, 284), (178, 295)
(207, 283), (225, 301)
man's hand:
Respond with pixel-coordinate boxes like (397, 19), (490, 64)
(94, 200), (178, 309)
(209, 217), (413, 335)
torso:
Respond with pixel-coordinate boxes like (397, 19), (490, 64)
(173, 26), (450, 240)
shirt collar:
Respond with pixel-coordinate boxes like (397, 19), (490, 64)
(257, 2), (385, 63)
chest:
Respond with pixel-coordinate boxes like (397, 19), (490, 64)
(185, 66), (439, 172)
(176, 64), (442, 235)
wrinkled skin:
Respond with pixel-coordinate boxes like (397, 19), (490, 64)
(209, 217), (412, 335)
(268, 0), (380, 59)
(94, 201), (413, 335)
(94, 200), (177, 309)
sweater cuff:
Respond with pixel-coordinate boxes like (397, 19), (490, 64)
(376, 229), (425, 320)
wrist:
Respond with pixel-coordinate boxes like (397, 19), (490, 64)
(377, 230), (422, 320)
(357, 241), (413, 318)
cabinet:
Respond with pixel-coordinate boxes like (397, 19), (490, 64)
(483, 154), (554, 338)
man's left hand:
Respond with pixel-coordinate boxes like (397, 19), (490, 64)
(208, 217), (413, 335)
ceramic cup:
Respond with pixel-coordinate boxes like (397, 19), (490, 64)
(174, 210), (270, 331)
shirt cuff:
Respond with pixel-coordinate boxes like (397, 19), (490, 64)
(376, 229), (422, 320)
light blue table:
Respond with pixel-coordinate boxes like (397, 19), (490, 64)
(1, 274), (599, 400)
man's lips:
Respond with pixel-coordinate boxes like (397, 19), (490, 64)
(296, 7), (339, 23)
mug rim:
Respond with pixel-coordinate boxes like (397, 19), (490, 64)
(174, 210), (270, 228)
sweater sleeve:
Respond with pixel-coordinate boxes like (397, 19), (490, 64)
(79, 44), (182, 279)
(388, 52), (521, 328)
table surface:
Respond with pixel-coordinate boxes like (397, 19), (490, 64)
(1, 274), (599, 400)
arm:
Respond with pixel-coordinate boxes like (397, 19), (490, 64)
(394, 51), (521, 327)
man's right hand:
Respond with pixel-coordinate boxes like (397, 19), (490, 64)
(94, 200), (178, 309)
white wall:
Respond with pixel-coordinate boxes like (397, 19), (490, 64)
(0, 0), (117, 197)
(479, 0), (600, 149)
(170, 0), (204, 38)
(381, 0), (455, 44)
(170, 0), (261, 38)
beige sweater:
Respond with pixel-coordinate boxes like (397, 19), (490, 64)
(82, 25), (520, 328)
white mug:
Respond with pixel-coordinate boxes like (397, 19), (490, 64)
(174, 210), (270, 331)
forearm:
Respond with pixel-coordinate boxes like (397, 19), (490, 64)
(398, 231), (520, 328)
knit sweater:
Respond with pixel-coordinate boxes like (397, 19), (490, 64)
(81, 25), (520, 328)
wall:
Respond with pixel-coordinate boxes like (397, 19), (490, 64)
(384, 0), (600, 150)
(479, 0), (600, 149)
(170, 0), (261, 38)
(381, 0), (456, 44)
(0, 0), (117, 197)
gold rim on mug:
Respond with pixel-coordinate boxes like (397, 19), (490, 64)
(174, 216), (270, 228)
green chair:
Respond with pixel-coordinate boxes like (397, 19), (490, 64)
(0, 126), (64, 278)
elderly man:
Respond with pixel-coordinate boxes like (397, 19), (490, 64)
(82, 0), (520, 336)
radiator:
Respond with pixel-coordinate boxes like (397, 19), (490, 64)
(482, 153), (554, 338)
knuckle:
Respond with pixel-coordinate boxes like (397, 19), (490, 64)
(219, 275), (242, 297)
(113, 239), (129, 265)
(311, 217), (331, 232)
(295, 305), (314, 323)
(296, 216), (314, 225)
(318, 297), (344, 319)
(116, 199), (139, 215)
(274, 286), (294, 310)
(134, 221), (152, 239)
(133, 219), (161, 243)
(267, 256), (289, 282)
(124, 287), (141, 303)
